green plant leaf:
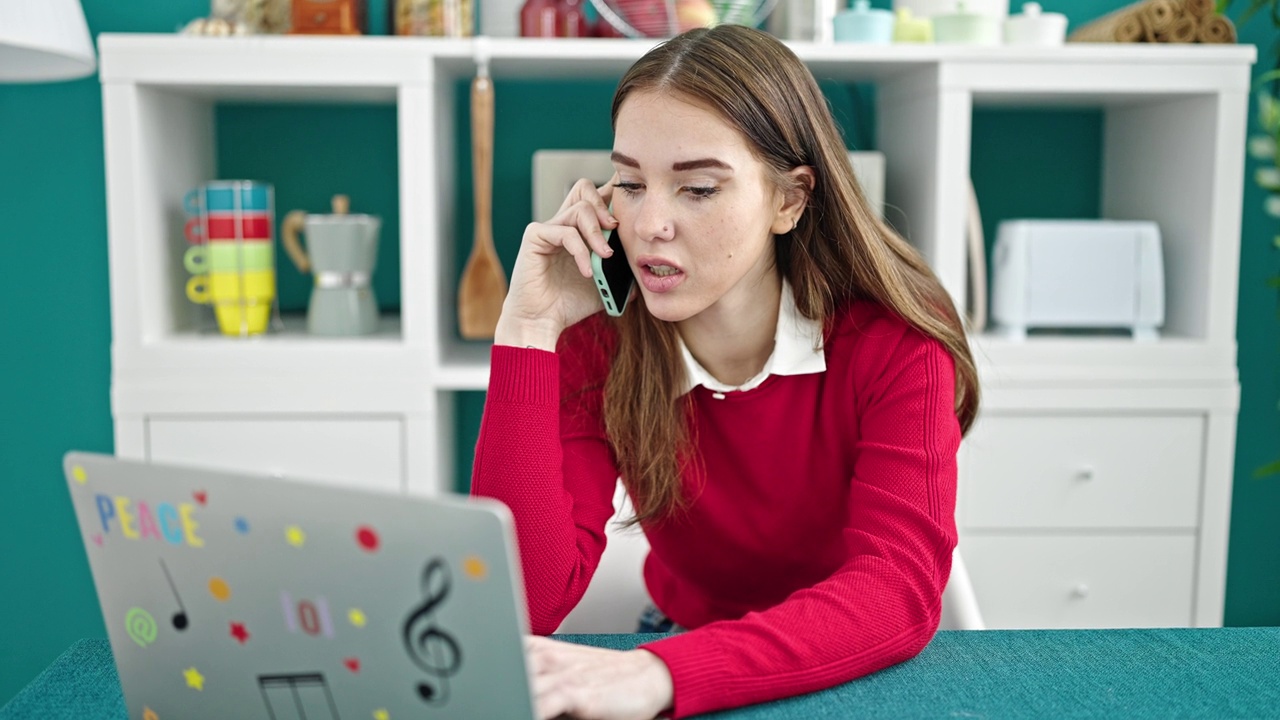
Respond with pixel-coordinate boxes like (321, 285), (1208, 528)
(1257, 91), (1280, 131)
(1249, 134), (1277, 159)
(1254, 459), (1280, 478)
(1256, 167), (1280, 190)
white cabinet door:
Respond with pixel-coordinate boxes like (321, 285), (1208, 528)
(961, 415), (1204, 529)
(962, 533), (1196, 629)
(147, 416), (404, 492)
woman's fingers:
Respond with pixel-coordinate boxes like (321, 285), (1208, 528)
(554, 199), (614, 259)
(550, 177), (619, 253)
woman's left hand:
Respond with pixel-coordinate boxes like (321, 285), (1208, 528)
(526, 635), (674, 720)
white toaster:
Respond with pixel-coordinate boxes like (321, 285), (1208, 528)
(990, 219), (1165, 341)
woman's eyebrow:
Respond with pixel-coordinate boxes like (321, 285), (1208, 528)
(610, 152), (733, 173)
(610, 151), (640, 168)
(672, 158), (732, 172)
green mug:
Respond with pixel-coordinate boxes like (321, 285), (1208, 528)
(184, 242), (274, 274)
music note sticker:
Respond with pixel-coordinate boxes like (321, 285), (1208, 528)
(401, 558), (463, 705)
(257, 673), (339, 720)
(159, 559), (189, 631)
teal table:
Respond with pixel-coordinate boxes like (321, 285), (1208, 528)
(4, 629), (1278, 718)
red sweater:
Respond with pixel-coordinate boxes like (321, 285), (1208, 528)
(472, 301), (961, 717)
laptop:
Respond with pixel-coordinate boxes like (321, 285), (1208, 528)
(62, 451), (537, 720)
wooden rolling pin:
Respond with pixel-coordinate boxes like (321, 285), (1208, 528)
(457, 55), (507, 340)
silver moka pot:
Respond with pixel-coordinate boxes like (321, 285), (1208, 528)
(282, 195), (382, 336)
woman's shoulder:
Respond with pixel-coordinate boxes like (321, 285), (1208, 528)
(826, 299), (951, 366)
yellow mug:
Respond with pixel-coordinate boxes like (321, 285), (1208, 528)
(212, 300), (273, 336)
(186, 270), (276, 304)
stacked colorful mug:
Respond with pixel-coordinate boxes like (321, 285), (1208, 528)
(182, 181), (278, 336)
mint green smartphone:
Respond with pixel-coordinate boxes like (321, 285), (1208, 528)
(590, 226), (633, 317)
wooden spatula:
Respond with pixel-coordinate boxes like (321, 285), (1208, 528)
(457, 57), (507, 340)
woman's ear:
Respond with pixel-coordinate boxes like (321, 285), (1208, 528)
(772, 166), (815, 234)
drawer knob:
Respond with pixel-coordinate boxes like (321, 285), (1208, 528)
(1075, 465), (1096, 482)
(1070, 584), (1090, 599)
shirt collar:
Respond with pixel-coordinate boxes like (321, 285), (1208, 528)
(678, 279), (826, 396)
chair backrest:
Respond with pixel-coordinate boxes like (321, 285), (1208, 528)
(557, 480), (986, 633)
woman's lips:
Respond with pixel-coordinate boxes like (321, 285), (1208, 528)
(636, 257), (685, 293)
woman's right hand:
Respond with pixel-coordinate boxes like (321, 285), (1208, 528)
(494, 176), (619, 350)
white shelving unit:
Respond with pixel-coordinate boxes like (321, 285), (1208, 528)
(99, 34), (1252, 629)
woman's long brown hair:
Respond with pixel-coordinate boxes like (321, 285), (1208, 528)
(603, 25), (979, 527)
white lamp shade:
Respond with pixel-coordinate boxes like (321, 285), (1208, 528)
(0, 0), (96, 82)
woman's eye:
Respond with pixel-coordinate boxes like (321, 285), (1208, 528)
(616, 182), (643, 196)
(686, 186), (719, 200)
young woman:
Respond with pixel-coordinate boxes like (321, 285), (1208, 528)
(472, 24), (979, 720)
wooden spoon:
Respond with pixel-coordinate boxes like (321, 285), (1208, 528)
(457, 62), (507, 340)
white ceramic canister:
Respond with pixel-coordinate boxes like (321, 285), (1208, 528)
(1003, 2), (1067, 46)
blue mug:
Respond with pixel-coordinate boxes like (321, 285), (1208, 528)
(184, 181), (273, 215)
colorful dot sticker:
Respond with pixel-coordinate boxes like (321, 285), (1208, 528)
(234, 517), (251, 534)
(230, 622), (250, 644)
(348, 609), (367, 628)
(209, 577), (231, 602)
(143, 708), (158, 720)
(373, 710), (390, 720)
(184, 667), (205, 691)
(463, 555), (489, 581)
(193, 490), (208, 506)
(91, 534), (103, 547)
(356, 525), (380, 552)
(72, 466), (88, 484)
(344, 657), (361, 674)
(285, 526), (306, 548)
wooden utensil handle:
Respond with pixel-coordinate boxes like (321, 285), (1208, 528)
(472, 75), (494, 251)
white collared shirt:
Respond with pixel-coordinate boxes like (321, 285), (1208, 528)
(678, 280), (826, 398)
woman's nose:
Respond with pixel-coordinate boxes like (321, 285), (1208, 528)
(631, 196), (675, 243)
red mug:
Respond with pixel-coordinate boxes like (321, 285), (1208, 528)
(185, 213), (273, 243)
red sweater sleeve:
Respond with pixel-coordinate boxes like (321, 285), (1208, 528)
(639, 329), (961, 718)
(471, 334), (619, 634)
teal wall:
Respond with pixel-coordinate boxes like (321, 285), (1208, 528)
(2, 0), (1277, 704)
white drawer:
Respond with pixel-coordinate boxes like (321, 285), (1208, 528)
(960, 414), (1203, 529)
(962, 533), (1195, 629)
(147, 416), (403, 492)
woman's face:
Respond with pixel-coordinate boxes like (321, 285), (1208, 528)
(610, 90), (793, 324)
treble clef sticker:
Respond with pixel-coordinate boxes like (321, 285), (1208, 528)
(401, 557), (462, 704)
